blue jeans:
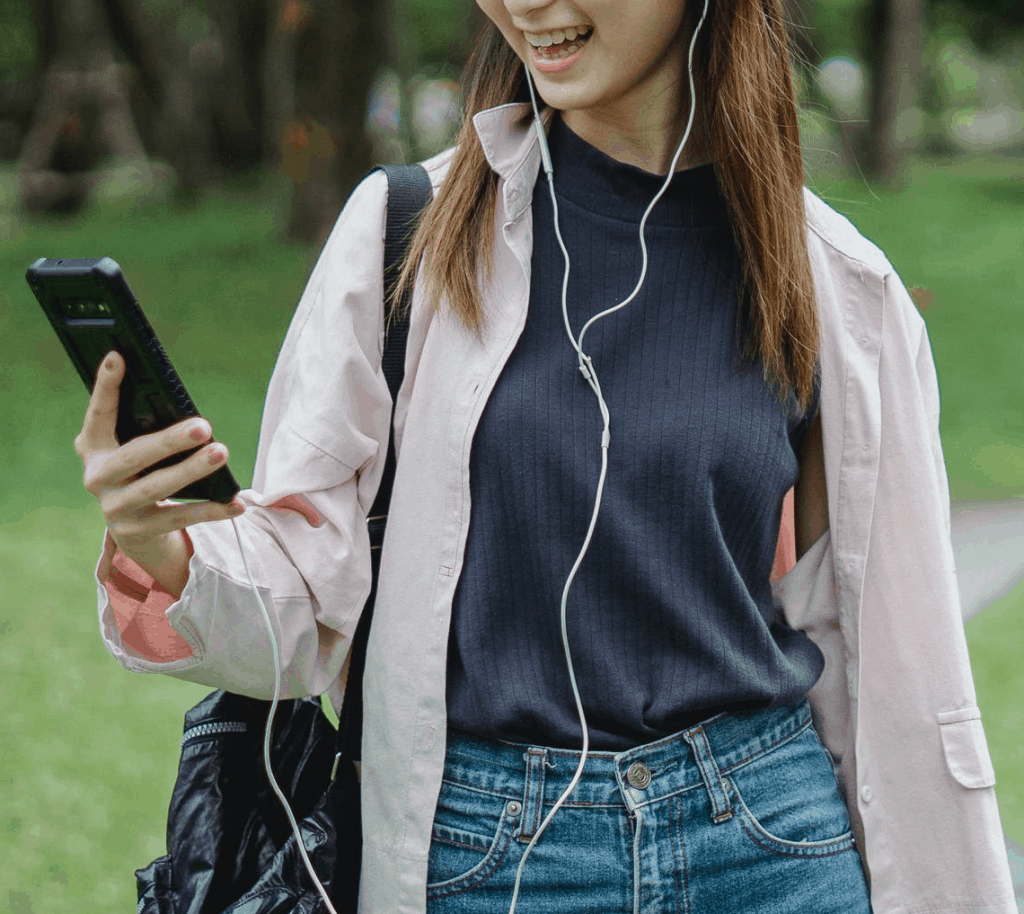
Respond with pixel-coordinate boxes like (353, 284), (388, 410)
(426, 700), (872, 913)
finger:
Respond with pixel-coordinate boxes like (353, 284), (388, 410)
(103, 440), (230, 510)
(109, 496), (246, 542)
(95, 416), (214, 491)
(76, 351), (125, 456)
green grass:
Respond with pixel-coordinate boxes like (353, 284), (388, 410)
(966, 577), (1024, 852)
(1, 174), (317, 911)
(1, 156), (1022, 909)
(811, 153), (1024, 501)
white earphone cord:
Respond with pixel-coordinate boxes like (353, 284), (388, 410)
(231, 517), (339, 914)
(228, 5), (709, 909)
(511, 4), (710, 913)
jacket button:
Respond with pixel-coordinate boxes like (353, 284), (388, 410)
(861, 785), (873, 803)
(626, 762), (652, 790)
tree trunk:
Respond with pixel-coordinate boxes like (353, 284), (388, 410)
(102, 0), (214, 196)
(867, 0), (925, 185)
(284, 0), (378, 245)
(263, 0), (299, 172)
(103, 0), (271, 192)
(204, 0), (269, 169)
(379, 0), (417, 162)
(19, 0), (150, 212)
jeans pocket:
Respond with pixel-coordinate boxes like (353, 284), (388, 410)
(724, 726), (855, 858)
(426, 778), (521, 898)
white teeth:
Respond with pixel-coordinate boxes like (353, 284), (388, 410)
(525, 25), (592, 48)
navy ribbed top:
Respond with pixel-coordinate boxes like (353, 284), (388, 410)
(446, 114), (824, 750)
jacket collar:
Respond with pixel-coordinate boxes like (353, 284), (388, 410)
(471, 102), (555, 222)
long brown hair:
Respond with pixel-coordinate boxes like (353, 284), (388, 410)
(393, 0), (819, 412)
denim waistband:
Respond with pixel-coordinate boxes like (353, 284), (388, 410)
(443, 699), (814, 817)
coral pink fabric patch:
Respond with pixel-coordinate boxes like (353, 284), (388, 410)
(268, 494), (324, 527)
(771, 488), (796, 583)
(105, 536), (195, 663)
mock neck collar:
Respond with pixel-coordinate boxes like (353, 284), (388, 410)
(545, 113), (723, 228)
(471, 103), (723, 228)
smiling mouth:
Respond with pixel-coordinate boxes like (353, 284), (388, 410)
(533, 35), (589, 60)
(526, 28), (593, 61)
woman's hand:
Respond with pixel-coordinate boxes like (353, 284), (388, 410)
(75, 351), (244, 594)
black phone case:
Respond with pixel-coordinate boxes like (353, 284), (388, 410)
(26, 257), (240, 503)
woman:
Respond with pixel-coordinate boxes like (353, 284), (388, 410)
(77, 0), (1015, 912)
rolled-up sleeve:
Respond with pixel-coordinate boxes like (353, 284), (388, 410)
(95, 169), (392, 700)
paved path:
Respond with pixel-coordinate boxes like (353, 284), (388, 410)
(1008, 835), (1024, 911)
(951, 498), (1024, 623)
(951, 500), (1024, 906)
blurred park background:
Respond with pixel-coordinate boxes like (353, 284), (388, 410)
(1, 0), (1023, 909)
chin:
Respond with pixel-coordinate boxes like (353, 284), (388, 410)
(528, 83), (598, 115)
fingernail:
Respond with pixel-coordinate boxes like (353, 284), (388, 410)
(207, 444), (226, 464)
(188, 420), (212, 441)
(229, 498), (245, 515)
(104, 352), (117, 371)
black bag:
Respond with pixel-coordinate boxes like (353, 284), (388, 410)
(135, 163), (433, 914)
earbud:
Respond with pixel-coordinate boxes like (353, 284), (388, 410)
(534, 117), (554, 177)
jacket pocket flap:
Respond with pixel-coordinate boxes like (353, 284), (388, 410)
(937, 707), (996, 789)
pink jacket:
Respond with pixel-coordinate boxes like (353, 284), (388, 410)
(96, 102), (1016, 913)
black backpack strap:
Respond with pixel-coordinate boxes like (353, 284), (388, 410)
(335, 163), (433, 762)
(371, 162), (433, 521)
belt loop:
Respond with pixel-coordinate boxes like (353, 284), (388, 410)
(682, 727), (733, 824)
(519, 748), (548, 843)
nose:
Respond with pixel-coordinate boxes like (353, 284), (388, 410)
(503, 0), (558, 23)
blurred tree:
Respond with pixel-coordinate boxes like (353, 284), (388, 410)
(14, 0), (487, 229)
(279, 0), (482, 241)
(0, 0), (41, 160)
(865, 0), (927, 184)
(99, 0), (216, 195)
(796, 0), (1023, 182)
(102, 0), (272, 194)
(927, 0), (1024, 51)
(0, 0), (37, 82)
(405, 0), (485, 70)
(18, 0), (150, 211)
(280, 0), (378, 244)
(203, 0), (271, 169)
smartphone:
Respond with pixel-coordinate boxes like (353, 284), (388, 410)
(26, 256), (240, 503)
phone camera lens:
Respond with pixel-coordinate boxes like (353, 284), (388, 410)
(73, 301), (87, 317)
(96, 302), (109, 315)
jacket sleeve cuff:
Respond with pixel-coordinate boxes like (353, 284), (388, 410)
(96, 530), (197, 664)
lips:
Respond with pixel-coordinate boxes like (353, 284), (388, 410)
(527, 29), (592, 74)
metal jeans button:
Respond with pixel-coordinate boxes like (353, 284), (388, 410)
(626, 761), (652, 790)
(507, 800), (522, 816)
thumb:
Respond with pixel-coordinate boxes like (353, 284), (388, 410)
(76, 351), (125, 457)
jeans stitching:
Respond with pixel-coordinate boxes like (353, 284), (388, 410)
(723, 775), (856, 858)
(717, 716), (813, 780)
(426, 809), (519, 899)
(668, 795), (691, 914)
